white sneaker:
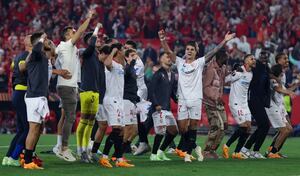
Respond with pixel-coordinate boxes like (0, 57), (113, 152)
(133, 143), (150, 156)
(184, 154), (192, 162)
(57, 148), (76, 162)
(2, 156), (9, 166)
(253, 151), (266, 159)
(157, 150), (171, 161)
(240, 147), (251, 158)
(195, 146), (204, 161)
(52, 145), (60, 155)
(150, 154), (162, 161)
(131, 145), (138, 153)
(166, 148), (176, 154)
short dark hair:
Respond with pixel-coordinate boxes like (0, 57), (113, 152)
(83, 32), (93, 45)
(271, 64), (283, 77)
(186, 41), (198, 52)
(61, 26), (73, 41)
(30, 32), (44, 45)
(275, 52), (286, 63)
(125, 49), (136, 57)
(110, 43), (123, 51)
(243, 54), (254, 62)
(159, 52), (167, 59)
(99, 45), (111, 55)
(125, 40), (137, 49)
(215, 48), (227, 61)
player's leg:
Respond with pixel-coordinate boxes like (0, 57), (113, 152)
(9, 91), (29, 166)
(53, 108), (65, 155)
(150, 111), (166, 161)
(204, 105), (221, 159)
(158, 114), (178, 161)
(57, 86), (77, 161)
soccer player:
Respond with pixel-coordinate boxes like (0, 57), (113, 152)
(99, 43), (134, 168)
(23, 32), (50, 169)
(54, 9), (95, 161)
(266, 53), (299, 157)
(264, 64), (294, 158)
(222, 54), (256, 159)
(90, 45), (110, 161)
(76, 23), (102, 162)
(124, 40), (151, 155)
(149, 52), (178, 161)
(241, 51), (271, 159)
(2, 35), (31, 167)
(120, 48), (140, 158)
(158, 29), (235, 162)
(202, 49), (229, 159)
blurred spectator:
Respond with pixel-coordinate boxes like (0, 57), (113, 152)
(0, 67), (8, 92)
(229, 42), (244, 65)
(238, 36), (251, 54)
(205, 38), (217, 54)
(142, 43), (157, 64)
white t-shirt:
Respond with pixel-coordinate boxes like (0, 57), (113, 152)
(55, 39), (80, 88)
(135, 58), (147, 89)
(225, 66), (253, 106)
(176, 56), (206, 101)
(104, 61), (124, 99)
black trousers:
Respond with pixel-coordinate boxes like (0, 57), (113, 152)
(244, 97), (270, 151)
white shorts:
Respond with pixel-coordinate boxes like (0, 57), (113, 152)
(152, 110), (177, 135)
(229, 103), (252, 125)
(123, 99), (137, 125)
(136, 100), (151, 122)
(95, 104), (107, 122)
(177, 99), (202, 120)
(265, 101), (288, 128)
(103, 97), (124, 126)
(25, 96), (49, 124)
(137, 86), (148, 100)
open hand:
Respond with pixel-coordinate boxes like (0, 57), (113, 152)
(224, 32), (236, 42)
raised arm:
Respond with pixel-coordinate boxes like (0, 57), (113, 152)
(158, 29), (176, 63)
(71, 9), (95, 45)
(82, 23), (102, 58)
(104, 48), (118, 70)
(204, 32), (236, 63)
(31, 33), (47, 61)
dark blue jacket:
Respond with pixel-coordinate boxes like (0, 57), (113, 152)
(149, 67), (177, 111)
(248, 60), (271, 108)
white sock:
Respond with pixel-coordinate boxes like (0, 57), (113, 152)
(117, 158), (123, 162)
(140, 142), (147, 146)
(57, 135), (62, 146)
(102, 154), (108, 159)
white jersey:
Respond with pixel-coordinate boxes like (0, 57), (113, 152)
(270, 79), (284, 106)
(225, 66), (253, 106)
(104, 61), (124, 99)
(135, 58), (147, 90)
(176, 56), (206, 101)
(55, 39), (81, 87)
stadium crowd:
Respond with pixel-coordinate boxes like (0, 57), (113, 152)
(1, 0), (300, 133)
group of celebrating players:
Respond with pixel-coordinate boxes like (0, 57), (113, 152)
(2, 8), (298, 170)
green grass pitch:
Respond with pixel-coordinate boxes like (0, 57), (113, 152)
(0, 134), (300, 176)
